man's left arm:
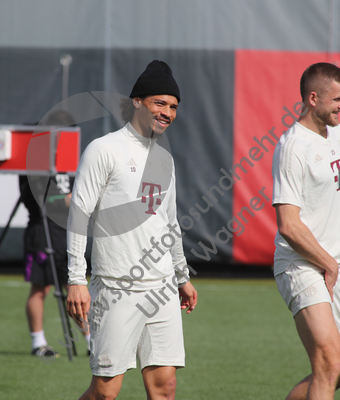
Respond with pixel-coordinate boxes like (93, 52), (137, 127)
(178, 281), (197, 314)
(167, 163), (197, 313)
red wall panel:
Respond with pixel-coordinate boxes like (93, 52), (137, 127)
(0, 128), (80, 174)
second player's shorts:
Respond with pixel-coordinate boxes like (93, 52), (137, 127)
(275, 262), (340, 330)
(88, 274), (185, 377)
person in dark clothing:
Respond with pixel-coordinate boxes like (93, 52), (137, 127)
(21, 111), (90, 357)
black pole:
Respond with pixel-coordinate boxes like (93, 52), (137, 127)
(61, 286), (77, 357)
(39, 177), (77, 360)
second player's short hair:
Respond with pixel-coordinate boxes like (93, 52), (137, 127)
(300, 62), (340, 102)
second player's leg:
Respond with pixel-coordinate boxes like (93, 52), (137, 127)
(284, 374), (340, 400)
(142, 366), (177, 400)
(285, 375), (312, 400)
(295, 302), (340, 400)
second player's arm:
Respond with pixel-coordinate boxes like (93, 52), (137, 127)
(275, 203), (338, 300)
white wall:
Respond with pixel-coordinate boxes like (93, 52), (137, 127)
(0, 175), (28, 228)
(0, 0), (337, 51)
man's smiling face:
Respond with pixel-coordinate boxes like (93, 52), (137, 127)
(136, 95), (178, 136)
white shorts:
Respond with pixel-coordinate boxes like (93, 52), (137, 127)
(275, 262), (340, 329)
(88, 275), (185, 377)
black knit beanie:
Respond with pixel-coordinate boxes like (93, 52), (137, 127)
(129, 60), (180, 103)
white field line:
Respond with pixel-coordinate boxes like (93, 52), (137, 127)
(0, 280), (29, 287)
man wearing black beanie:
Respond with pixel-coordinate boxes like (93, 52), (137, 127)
(67, 60), (197, 400)
(120, 60), (181, 137)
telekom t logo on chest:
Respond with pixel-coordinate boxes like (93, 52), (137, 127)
(141, 182), (162, 214)
(330, 159), (340, 191)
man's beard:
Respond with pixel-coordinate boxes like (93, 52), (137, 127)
(317, 109), (339, 127)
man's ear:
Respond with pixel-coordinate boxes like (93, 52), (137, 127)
(133, 98), (141, 108)
(309, 91), (317, 107)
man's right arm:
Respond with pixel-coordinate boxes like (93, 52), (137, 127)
(66, 139), (111, 319)
(67, 219), (91, 323)
(275, 203), (338, 300)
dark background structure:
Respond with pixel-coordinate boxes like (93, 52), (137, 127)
(1, 0), (339, 273)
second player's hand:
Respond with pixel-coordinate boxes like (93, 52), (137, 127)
(179, 281), (197, 314)
(325, 261), (339, 302)
(67, 285), (91, 328)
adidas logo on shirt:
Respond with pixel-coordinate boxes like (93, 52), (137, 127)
(127, 158), (137, 166)
(314, 154), (323, 163)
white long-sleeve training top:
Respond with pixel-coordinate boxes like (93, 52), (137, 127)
(67, 122), (190, 290)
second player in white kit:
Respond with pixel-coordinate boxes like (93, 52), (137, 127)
(272, 62), (340, 400)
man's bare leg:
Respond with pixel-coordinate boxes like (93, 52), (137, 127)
(142, 366), (177, 400)
(285, 375), (311, 400)
(79, 374), (124, 400)
(286, 373), (340, 399)
(291, 303), (340, 400)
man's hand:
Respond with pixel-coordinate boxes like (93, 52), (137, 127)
(324, 260), (339, 302)
(178, 281), (197, 314)
(275, 204), (339, 301)
(67, 285), (91, 329)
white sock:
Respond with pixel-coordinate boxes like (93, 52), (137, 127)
(31, 330), (47, 350)
(85, 333), (91, 350)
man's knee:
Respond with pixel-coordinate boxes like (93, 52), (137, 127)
(93, 392), (119, 400)
(157, 374), (177, 398)
(84, 387), (120, 400)
(81, 392), (118, 400)
(313, 344), (340, 379)
(143, 366), (177, 399)
(84, 375), (123, 400)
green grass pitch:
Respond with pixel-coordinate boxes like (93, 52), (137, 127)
(0, 275), (339, 400)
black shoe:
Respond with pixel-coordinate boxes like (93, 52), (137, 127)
(32, 345), (60, 358)
(87, 349), (91, 356)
